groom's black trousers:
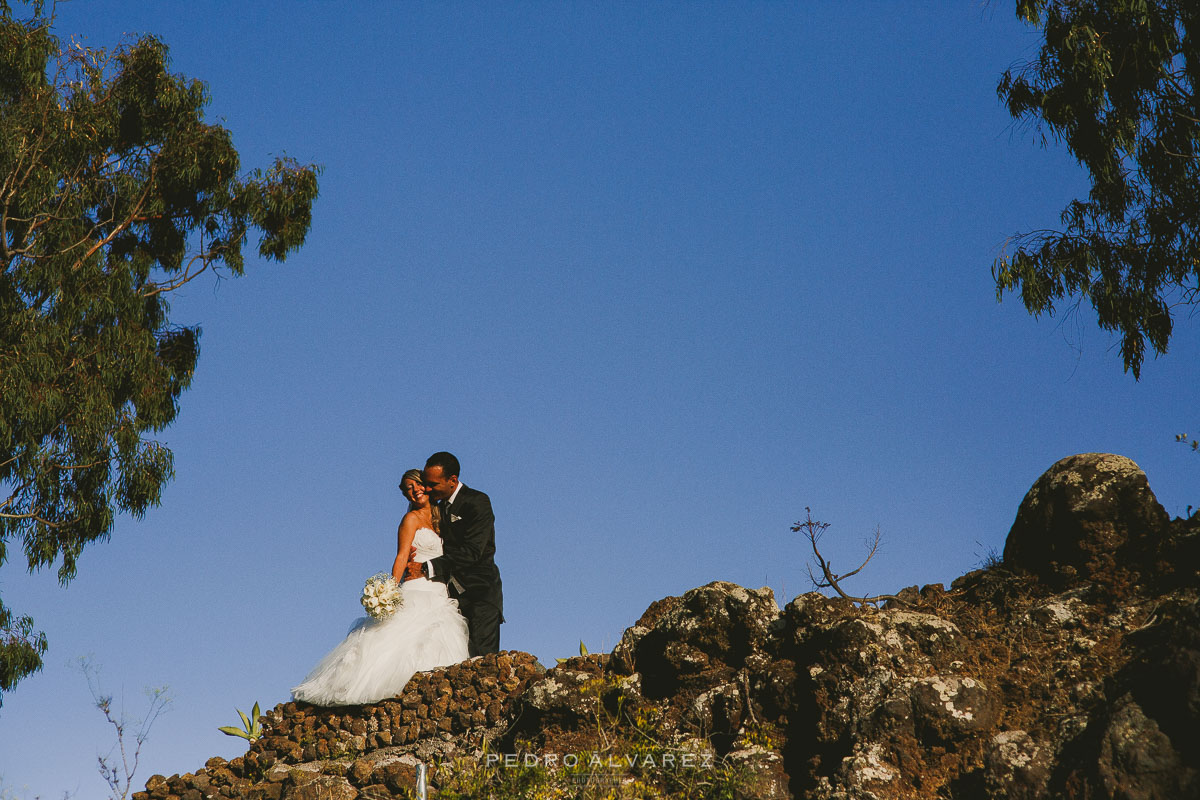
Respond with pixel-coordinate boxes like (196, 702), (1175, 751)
(464, 599), (502, 657)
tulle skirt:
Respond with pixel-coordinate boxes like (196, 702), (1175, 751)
(291, 578), (470, 706)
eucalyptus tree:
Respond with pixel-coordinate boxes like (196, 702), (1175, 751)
(0, 3), (319, 703)
(995, 0), (1198, 378)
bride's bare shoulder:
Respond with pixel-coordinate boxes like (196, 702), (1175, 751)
(399, 509), (432, 531)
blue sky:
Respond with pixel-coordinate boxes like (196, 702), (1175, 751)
(2, 2), (1196, 797)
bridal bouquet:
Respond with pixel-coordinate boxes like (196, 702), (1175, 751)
(361, 573), (403, 619)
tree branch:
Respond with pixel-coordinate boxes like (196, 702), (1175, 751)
(792, 508), (909, 608)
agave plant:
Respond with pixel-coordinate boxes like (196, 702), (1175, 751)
(218, 702), (263, 741)
(556, 640), (588, 665)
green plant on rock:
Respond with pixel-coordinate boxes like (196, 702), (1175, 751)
(433, 740), (554, 800)
(431, 701), (753, 799)
(218, 702), (262, 741)
(737, 721), (779, 751)
(556, 640), (589, 665)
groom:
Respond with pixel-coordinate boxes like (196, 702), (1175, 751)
(406, 451), (504, 657)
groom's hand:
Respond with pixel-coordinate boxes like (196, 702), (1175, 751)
(404, 560), (424, 581)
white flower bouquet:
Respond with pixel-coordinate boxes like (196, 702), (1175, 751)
(360, 572), (403, 620)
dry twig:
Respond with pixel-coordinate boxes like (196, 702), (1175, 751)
(792, 507), (909, 608)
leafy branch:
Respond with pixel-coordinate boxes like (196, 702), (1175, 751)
(0, 3), (319, 702)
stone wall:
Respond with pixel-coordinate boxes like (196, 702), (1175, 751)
(134, 652), (543, 800)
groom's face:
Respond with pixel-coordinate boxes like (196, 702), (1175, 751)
(423, 465), (458, 502)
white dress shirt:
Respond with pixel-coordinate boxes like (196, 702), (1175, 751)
(425, 482), (464, 580)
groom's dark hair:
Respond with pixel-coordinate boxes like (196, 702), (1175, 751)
(425, 451), (460, 478)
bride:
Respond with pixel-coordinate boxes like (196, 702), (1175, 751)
(291, 469), (470, 706)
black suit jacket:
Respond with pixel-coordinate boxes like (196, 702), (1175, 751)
(427, 485), (503, 612)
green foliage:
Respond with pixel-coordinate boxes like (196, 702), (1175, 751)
(433, 737), (748, 800)
(557, 639), (589, 665)
(434, 744), (553, 800)
(0, 5), (319, 703)
(217, 701), (263, 742)
(0, 604), (45, 694)
(994, 0), (1199, 378)
(433, 693), (750, 799)
(736, 720), (779, 751)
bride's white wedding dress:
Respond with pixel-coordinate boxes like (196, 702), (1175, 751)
(291, 527), (469, 706)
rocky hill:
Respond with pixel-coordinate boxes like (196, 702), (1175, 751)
(134, 453), (1198, 799)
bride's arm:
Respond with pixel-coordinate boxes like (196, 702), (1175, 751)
(391, 512), (420, 582)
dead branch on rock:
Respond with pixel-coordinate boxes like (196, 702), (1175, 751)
(78, 657), (172, 800)
(792, 507), (910, 608)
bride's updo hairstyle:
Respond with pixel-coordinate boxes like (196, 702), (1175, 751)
(401, 468), (440, 533)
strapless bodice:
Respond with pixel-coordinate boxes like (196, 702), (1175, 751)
(411, 527), (442, 563)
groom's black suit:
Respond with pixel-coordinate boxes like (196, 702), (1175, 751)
(425, 485), (503, 656)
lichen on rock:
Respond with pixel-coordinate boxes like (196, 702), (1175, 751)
(1003, 452), (1171, 589)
